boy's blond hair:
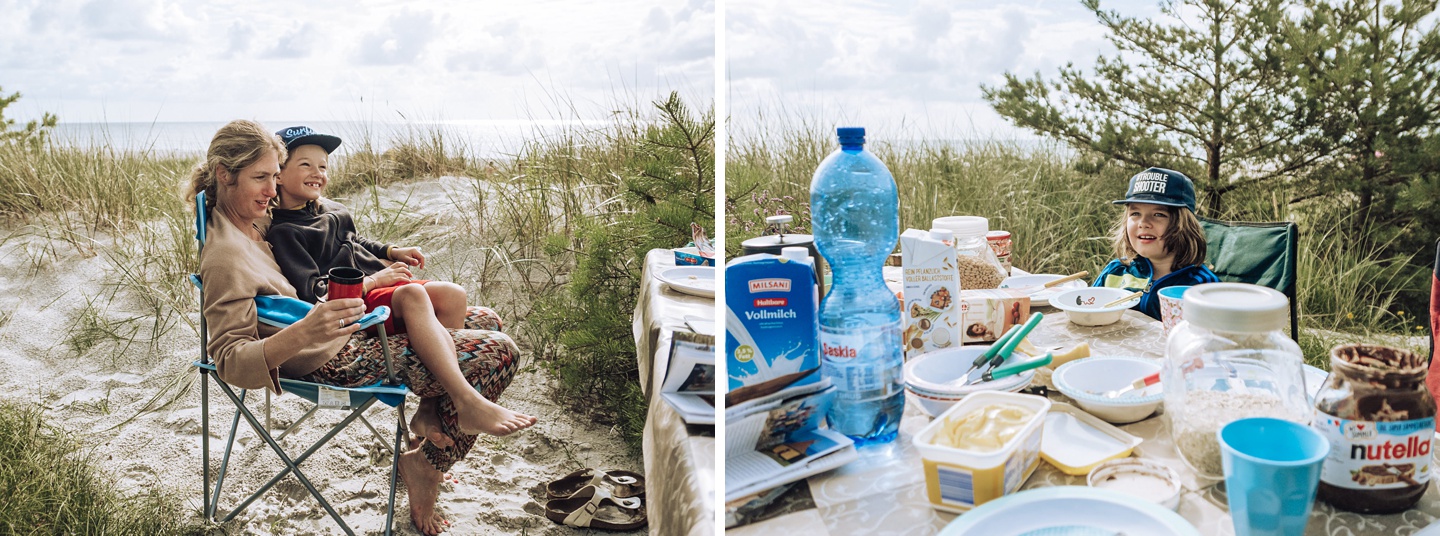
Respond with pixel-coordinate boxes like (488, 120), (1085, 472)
(1110, 204), (1207, 268)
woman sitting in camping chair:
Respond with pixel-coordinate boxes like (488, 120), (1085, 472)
(189, 119), (536, 535)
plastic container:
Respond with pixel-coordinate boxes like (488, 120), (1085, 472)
(1164, 282), (1310, 479)
(810, 126), (904, 446)
(932, 216), (1007, 289)
(1041, 403), (1144, 475)
(914, 391), (1051, 512)
(986, 230), (1012, 275)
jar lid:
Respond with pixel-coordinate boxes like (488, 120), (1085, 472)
(1183, 282), (1289, 333)
(932, 216), (988, 238)
(987, 230), (1011, 240)
(928, 228), (954, 242)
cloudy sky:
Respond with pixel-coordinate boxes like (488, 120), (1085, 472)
(0, 0), (713, 125)
(727, 0), (1159, 140)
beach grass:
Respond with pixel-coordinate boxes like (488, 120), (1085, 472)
(726, 124), (1432, 368)
(0, 401), (200, 535)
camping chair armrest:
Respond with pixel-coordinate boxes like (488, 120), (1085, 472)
(356, 306), (390, 330)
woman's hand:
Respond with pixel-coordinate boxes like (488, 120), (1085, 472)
(389, 246), (425, 269)
(298, 298), (367, 340)
(367, 262), (414, 291)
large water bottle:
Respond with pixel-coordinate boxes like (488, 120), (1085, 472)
(810, 127), (903, 446)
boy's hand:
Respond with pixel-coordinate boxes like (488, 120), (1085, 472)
(390, 246), (425, 269)
(371, 262), (414, 288)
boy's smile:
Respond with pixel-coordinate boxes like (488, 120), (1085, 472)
(277, 144), (330, 208)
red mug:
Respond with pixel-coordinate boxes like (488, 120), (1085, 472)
(326, 267), (365, 300)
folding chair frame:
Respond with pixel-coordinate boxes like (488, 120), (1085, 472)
(192, 192), (409, 535)
(1199, 216), (1301, 340)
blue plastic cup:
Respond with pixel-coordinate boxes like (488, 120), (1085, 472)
(1218, 418), (1330, 536)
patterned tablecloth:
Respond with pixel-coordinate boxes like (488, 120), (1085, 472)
(634, 248), (716, 536)
(728, 309), (1440, 535)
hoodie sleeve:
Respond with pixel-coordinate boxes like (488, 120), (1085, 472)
(323, 200), (392, 263)
(200, 241), (282, 393)
(351, 230), (392, 263)
(267, 224), (326, 303)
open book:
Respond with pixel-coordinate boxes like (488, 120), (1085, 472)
(660, 330), (716, 425)
(724, 380), (858, 502)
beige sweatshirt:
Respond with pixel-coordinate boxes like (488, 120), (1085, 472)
(199, 212), (348, 392)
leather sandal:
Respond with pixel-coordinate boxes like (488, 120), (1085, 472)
(546, 468), (646, 499)
(544, 484), (647, 530)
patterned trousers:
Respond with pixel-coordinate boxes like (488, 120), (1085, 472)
(299, 306), (517, 472)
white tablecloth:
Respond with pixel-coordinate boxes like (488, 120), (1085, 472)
(633, 248), (715, 536)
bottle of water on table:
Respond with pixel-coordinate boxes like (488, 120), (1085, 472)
(810, 126), (903, 447)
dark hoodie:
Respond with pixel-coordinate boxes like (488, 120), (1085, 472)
(1092, 257), (1221, 320)
(266, 198), (393, 303)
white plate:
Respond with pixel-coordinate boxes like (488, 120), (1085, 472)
(657, 266), (715, 298)
(1000, 274), (1087, 307)
(938, 486), (1200, 536)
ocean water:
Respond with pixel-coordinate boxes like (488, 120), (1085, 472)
(49, 120), (617, 159)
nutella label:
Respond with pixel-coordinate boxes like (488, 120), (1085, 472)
(1314, 410), (1435, 490)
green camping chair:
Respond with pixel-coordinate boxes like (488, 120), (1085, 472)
(191, 191), (408, 535)
(1198, 216), (1300, 339)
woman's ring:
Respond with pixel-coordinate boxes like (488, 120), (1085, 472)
(340, 319), (347, 329)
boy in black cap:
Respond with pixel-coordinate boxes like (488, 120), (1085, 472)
(265, 126), (534, 463)
(1091, 167), (1220, 320)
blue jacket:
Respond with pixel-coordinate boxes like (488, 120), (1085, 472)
(1091, 257), (1221, 321)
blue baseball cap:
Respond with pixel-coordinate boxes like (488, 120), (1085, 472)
(1113, 167), (1196, 212)
(274, 125), (342, 154)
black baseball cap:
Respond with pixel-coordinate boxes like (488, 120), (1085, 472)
(1113, 167), (1197, 212)
(274, 125), (342, 154)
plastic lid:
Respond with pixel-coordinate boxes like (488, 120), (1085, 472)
(931, 216), (989, 238)
(780, 246), (810, 262)
(837, 127), (865, 145)
(765, 214), (793, 225)
(1183, 282), (1289, 333)
(928, 228), (954, 241)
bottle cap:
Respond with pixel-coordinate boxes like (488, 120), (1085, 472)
(781, 246), (810, 263)
(928, 228), (954, 242)
(837, 127), (865, 146)
(1184, 282), (1289, 333)
(931, 216), (988, 238)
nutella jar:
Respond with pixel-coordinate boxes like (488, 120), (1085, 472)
(1313, 344), (1434, 514)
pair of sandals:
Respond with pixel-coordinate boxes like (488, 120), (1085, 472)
(543, 468), (648, 531)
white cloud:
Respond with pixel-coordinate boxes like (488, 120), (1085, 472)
(355, 9), (440, 66)
(78, 0), (196, 42)
(263, 22), (316, 59)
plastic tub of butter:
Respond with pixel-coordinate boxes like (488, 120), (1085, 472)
(913, 391), (1051, 513)
(1039, 403), (1143, 475)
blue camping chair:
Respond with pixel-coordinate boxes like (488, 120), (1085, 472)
(191, 191), (409, 535)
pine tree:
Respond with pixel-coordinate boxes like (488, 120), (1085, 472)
(0, 86), (57, 151)
(982, 0), (1308, 215)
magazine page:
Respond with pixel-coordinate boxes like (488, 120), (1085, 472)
(661, 331), (716, 394)
(660, 391), (716, 425)
(723, 384), (857, 501)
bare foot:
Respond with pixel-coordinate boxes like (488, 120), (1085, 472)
(399, 440), (446, 535)
(410, 398), (454, 449)
(456, 396), (537, 437)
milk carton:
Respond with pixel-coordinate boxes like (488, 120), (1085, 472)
(725, 248), (820, 392)
(901, 228), (961, 359)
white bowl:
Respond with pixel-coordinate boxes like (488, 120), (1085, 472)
(1052, 356), (1163, 424)
(1050, 287), (1140, 326)
(904, 346), (1035, 416)
(1087, 458), (1182, 511)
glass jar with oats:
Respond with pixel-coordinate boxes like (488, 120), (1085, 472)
(930, 216), (1007, 290)
(1164, 283), (1310, 479)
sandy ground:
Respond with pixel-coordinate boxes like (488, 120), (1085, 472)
(0, 178), (648, 535)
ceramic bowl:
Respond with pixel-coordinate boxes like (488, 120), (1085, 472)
(1050, 287), (1140, 326)
(1052, 356), (1163, 424)
(1087, 458), (1183, 511)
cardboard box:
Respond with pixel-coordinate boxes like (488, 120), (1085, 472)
(958, 288), (1030, 344)
(900, 229), (961, 359)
